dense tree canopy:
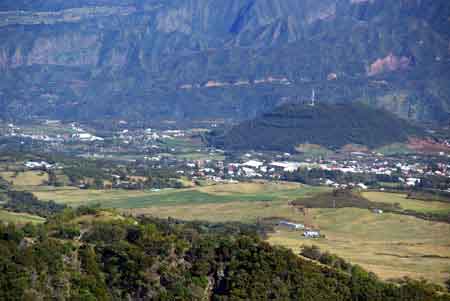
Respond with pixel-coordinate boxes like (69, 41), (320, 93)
(208, 103), (424, 152)
(0, 209), (448, 300)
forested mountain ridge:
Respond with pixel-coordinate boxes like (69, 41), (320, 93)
(1, 208), (449, 300)
(0, 0), (449, 124)
(207, 103), (425, 151)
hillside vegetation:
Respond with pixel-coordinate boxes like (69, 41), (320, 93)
(208, 103), (424, 151)
(1, 208), (449, 300)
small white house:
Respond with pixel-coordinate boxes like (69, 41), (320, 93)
(325, 179), (335, 186)
(406, 178), (421, 186)
(303, 230), (321, 238)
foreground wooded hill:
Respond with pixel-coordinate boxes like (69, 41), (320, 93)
(208, 103), (424, 151)
(1, 208), (449, 300)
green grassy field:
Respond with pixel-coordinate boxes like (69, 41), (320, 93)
(362, 191), (450, 214)
(0, 210), (45, 224)
(295, 144), (333, 157)
(159, 136), (225, 161)
(174, 152), (225, 161)
(32, 182), (328, 208)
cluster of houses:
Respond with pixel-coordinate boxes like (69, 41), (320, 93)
(155, 150), (450, 191)
(3, 121), (450, 192)
(24, 161), (56, 169)
(72, 132), (104, 142)
(224, 159), (304, 178)
(194, 154), (450, 188)
(2, 122), (105, 143)
(117, 128), (186, 145)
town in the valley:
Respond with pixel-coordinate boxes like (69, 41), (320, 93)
(1, 120), (450, 192)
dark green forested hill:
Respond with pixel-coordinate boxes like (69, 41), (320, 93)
(207, 103), (424, 151)
(0, 208), (449, 300)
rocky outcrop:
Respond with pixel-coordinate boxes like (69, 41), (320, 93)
(368, 54), (412, 76)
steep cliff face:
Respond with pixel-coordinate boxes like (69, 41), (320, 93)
(0, 0), (449, 124)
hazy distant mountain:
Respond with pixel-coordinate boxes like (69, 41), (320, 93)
(0, 0), (449, 124)
(207, 103), (424, 151)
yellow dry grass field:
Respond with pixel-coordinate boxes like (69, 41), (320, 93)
(268, 208), (450, 284)
(33, 188), (158, 206)
(0, 171), (48, 187)
(362, 191), (450, 214)
(125, 200), (301, 223)
(197, 181), (303, 195)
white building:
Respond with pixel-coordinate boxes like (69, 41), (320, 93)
(24, 161), (53, 169)
(72, 133), (104, 142)
(279, 221), (305, 230)
(303, 230), (321, 238)
(357, 183), (368, 190)
(406, 178), (421, 186)
(270, 161), (303, 172)
(242, 160), (264, 169)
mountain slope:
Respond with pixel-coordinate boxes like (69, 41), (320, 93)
(0, 0), (449, 124)
(208, 103), (425, 151)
